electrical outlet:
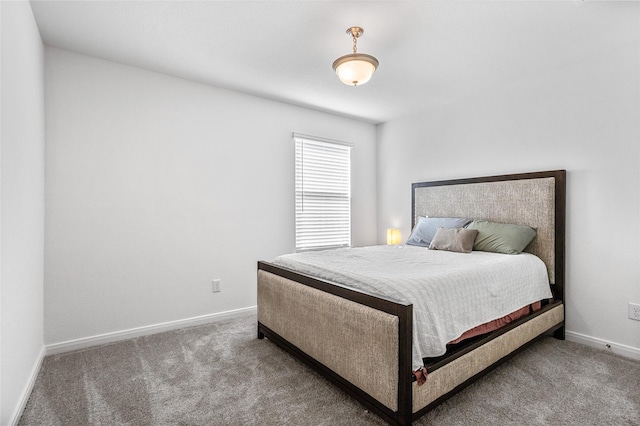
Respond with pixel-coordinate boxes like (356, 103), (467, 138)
(629, 302), (640, 321)
(212, 279), (221, 293)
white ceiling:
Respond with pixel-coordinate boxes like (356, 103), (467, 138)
(29, 1), (637, 124)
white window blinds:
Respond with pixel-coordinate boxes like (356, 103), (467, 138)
(294, 136), (351, 251)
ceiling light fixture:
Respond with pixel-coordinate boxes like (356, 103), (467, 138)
(332, 27), (379, 87)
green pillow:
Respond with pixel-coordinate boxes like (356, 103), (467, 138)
(466, 220), (536, 254)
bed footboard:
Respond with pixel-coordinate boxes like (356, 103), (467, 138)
(258, 264), (564, 425)
(257, 264), (414, 425)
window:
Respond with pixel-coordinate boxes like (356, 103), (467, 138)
(294, 135), (351, 251)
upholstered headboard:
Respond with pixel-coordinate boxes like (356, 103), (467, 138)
(412, 170), (565, 299)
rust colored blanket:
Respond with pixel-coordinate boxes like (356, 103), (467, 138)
(414, 301), (542, 385)
(449, 301), (542, 344)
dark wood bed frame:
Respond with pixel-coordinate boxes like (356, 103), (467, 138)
(257, 170), (566, 425)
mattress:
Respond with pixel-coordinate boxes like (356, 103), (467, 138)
(273, 245), (552, 370)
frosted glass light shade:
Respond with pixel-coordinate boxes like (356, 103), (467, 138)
(332, 53), (379, 86)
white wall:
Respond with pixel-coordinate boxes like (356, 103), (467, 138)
(0, 1), (45, 424)
(44, 48), (377, 345)
(377, 6), (640, 355)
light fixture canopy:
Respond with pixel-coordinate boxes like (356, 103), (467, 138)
(332, 27), (379, 87)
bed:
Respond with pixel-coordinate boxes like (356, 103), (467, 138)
(257, 170), (566, 425)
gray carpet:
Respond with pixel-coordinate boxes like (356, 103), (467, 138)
(19, 314), (640, 425)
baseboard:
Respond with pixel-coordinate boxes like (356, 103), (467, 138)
(45, 306), (257, 355)
(10, 346), (46, 426)
(566, 330), (640, 360)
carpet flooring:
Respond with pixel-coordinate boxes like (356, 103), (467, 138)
(19, 314), (640, 425)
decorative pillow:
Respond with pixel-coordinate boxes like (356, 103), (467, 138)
(406, 217), (473, 247)
(466, 220), (536, 254)
(428, 227), (479, 253)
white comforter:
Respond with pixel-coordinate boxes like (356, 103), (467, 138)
(273, 245), (552, 371)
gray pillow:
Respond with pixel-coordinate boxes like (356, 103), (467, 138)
(466, 220), (536, 254)
(406, 217), (473, 247)
(429, 227), (479, 253)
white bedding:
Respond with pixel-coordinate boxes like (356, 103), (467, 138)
(273, 245), (552, 371)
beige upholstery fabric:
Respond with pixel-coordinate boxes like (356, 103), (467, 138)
(414, 178), (556, 282)
(412, 304), (564, 413)
(258, 270), (400, 411)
